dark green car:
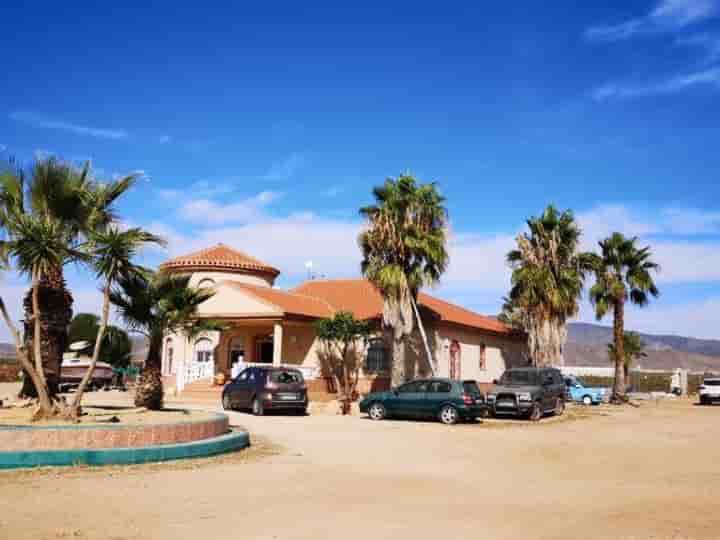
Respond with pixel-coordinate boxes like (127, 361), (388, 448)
(359, 378), (486, 425)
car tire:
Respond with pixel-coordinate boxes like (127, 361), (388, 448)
(528, 402), (542, 422)
(222, 393), (232, 411)
(368, 402), (386, 421)
(553, 398), (565, 416)
(439, 405), (459, 425)
(252, 397), (265, 416)
(582, 395), (593, 406)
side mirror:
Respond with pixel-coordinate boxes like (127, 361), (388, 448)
(492, 379), (499, 385)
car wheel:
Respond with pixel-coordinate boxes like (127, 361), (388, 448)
(528, 402), (542, 422)
(582, 395), (593, 406)
(252, 397), (264, 416)
(439, 405), (459, 425)
(222, 393), (232, 411)
(368, 402), (386, 421)
(554, 398), (565, 416)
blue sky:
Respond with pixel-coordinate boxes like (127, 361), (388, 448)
(1, 0), (720, 340)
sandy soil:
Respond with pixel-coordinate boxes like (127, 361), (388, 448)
(1, 396), (719, 540)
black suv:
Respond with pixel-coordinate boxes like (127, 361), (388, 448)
(486, 367), (566, 421)
(222, 366), (308, 416)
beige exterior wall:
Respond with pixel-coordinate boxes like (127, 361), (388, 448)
(194, 282), (281, 317)
(434, 325), (527, 383)
(188, 270), (275, 289)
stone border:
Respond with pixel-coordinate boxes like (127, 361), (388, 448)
(0, 411), (229, 451)
(0, 429), (250, 469)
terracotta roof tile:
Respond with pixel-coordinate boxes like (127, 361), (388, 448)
(293, 279), (520, 336)
(160, 244), (280, 277)
(224, 281), (334, 319)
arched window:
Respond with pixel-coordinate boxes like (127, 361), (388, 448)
(197, 278), (216, 289)
(364, 339), (389, 373)
(194, 338), (214, 363)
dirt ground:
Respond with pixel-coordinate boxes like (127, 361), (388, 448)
(1, 393), (719, 540)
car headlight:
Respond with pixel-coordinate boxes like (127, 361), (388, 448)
(517, 392), (532, 401)
(486, 393), (496, 401)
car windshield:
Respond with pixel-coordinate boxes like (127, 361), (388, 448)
(703, 379), (720, 386)
(499, 370), (538, 386)
(270, 370), (303, 384)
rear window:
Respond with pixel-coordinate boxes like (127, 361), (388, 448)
(703, 379), (720, 386)
(270, 370), (303, 384)
(500, 370), (539, 386)
(462, 381), (481, 395)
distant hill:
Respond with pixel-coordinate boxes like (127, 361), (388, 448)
(0, 342), (15, 357)
(566, 323), (720, 372)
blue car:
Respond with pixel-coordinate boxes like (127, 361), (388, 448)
(564, 375), (607, 405)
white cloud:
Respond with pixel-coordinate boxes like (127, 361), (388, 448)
(592, 67), (720, 100)
(178, 190), (283, 225)
(9, 111), (128, 140)
(585, 0), (717, 42)
(263, 153), (305, 181)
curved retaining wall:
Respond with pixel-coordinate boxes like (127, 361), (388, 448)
(0, 430), (250, 469)
(0, 412), (229, 451)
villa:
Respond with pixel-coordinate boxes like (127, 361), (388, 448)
(159, 244), (527, 397)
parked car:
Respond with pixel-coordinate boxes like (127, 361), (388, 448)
(222, 366), (308, 415)
(486, 367), (565, 421)
(564, 375), (607, 405)
(359, 378), (486, 425)
(698, 377), (720, 405)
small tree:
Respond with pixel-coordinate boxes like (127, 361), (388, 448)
(66, 227), (163, 419)
(607, 331), (647, 389)
(315, 311), (370, 415)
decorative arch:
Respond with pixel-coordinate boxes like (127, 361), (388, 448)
(164, 337), (174, 375)
(197, 278), (216, 289)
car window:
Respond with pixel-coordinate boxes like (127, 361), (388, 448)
(270, 370), (303, 384)
(704, 379), (720, 386)
(398, 381), (429, 393)
(461, 381), (481, 395)
(248, 370), (257, 382)
(235, 370), (249, 382)
(431, 381), (452, 393)
(500, 370), (538, 386)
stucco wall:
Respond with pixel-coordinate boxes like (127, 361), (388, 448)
(188, 271), (275, 288)
(194, 282), (280, 317)
(434, 325), (527, 383)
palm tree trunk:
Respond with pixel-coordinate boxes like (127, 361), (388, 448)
(0, 296), (54, 415)
(67, 284), (110, 419)
(391, 334), (405, 386)
(411, 296), (434, 375)
(21, 266), (72, 398)
(134, 334), (164, 410)
(612, 300), (626, 402)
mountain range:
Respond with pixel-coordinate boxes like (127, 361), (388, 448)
(2, 323), (719, 372)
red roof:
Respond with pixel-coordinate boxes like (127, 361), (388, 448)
(293, 279), (519, 336)
(160, 244), (280, 277)
(224, 282), (334, 319)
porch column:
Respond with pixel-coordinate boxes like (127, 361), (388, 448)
(273, 322), (283, 366)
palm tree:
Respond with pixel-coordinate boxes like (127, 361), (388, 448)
(110, 272), (219, 410)
(0, 157), (137, 397)
(359, 174), (448, 385)
(590, 233), (659, 402)
(504, 205), (594, 367)
(67, 227), (164, 418)
(0, 213), (86, 417)
(607, 331), (647, 389)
